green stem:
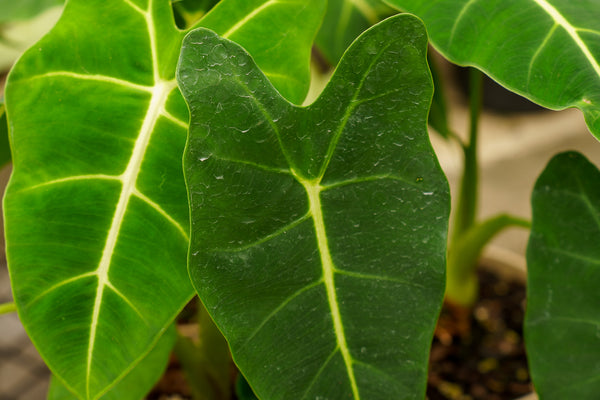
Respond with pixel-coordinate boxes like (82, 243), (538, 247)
(452, 68), (483, 241)
(0, 301), (17, 315)
(173, 302), (232, 400)
(446, 213), (530, 306)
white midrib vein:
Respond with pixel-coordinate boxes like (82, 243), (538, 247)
(86, 80), (174, 390)
(299, 177), (360, 400)
(85, 0), (176, 397)
(531, 0), (600, 78)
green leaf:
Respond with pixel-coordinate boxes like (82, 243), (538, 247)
(200, 0), (325, 104)
(171, 0), (220, 29)
(236, 374), (259, 400)
(179, 14), (449, 399)
(427, 53), (453, 139)
(316, 0), (396, 66)
(47, 325), (177, 400)
(526, 151), (600, 399)
(0, 0), (63, 23)
(3, 0), (324, 398)
(173, 304), (233, 400)
(385, 0), (600, 138)
(0, 103), (10, 166)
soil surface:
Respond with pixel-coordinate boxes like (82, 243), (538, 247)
(427, 267), (532, 400)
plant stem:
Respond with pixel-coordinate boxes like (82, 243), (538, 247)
(0, 301), (17, 315)
(446, 213), (530, 306)
(453, 68), (483, 241)
(445, 68), (483, 307)
(173, 302), (232, 400)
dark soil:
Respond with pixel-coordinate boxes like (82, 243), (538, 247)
(427, 267), (532, 400)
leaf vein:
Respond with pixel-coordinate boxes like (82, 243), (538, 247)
(300, 347), (340, 400)
(531, 0), (600, 78)
(133, 189), (189, 240)
(239, 280), (322, 350)
(21, 72), (153, 92)
(209, 154), (292, 176)
(448, 0), (480, 48)
(318, 41), (395, 179)
(209, 213), (311, 253)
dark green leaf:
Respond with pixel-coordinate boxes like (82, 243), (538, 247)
(386, 0), (600, 138)
(0, 103), (10, 166)
(179, 14), (449, 399)
(427, 53), (452, 139)
(236, 374), (259, 400)
(47, 325), (177, 400)
(4, 0), (323, 398)
(171, 0), (220, 29)
(526, 151), (600, 399)
(316, 0), (396, 66)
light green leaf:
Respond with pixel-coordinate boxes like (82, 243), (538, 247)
(47, 325), (177, 400)
(0, 0), (63, 23)
(316, 0), (396, 66)
(179, 14), (449, 399)
(526, 151), (600, 399)
(386, 0), (600, 138)
(4, 0), (324, 398)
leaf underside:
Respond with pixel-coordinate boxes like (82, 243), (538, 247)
(526, 151), (600, 400)
(3, 0), (323, 398)
(179, 14), (450, 400)
(386, 0), (600, 138)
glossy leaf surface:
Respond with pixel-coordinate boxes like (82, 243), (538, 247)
(526, 151), (600, 399)
(316, 0), (396, 66)
(47, 326), (176, 400)
(386, 0), (600, 137)
(3, 0), (323, 398)
(180, 14), (449, 400)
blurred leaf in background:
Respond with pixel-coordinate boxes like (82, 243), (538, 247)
(171, 0), (221, 29)
(0, 1), (64, 71)
(0, 0), (63, 23)
(315, 0), (396, 67)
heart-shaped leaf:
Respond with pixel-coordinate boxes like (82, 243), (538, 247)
(386, 0), (600, 138)
(179, 14), (449, 399)
(47, 325), (176, 400)
(3, 0), (324, 398)
(526, 151), (600, 399)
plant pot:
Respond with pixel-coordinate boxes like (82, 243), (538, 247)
(428, 245), (538, 400)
